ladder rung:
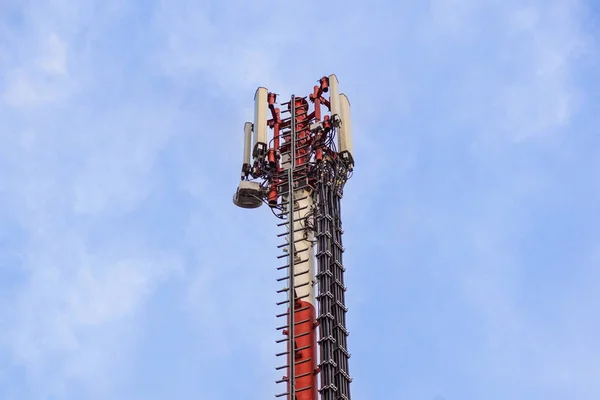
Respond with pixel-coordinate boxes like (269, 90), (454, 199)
(277, 258), (308, 270)
(275, 318), (310, 330)
(276, 305), (310, 318)
(276, 227), (304, 237)
(277, 247), (308, 259)
(275, 384), (313, 398)
(277, 236), (311, 248)
(275, 357), (312, 371)
(276, 330), (311, 343)
(275, 205), (309, 217)
(295, 357), (312, 366)
(276, 269), (309, 282)
(278, 216), (309, 226)
(276, 292), (309, 305)
(274, 371), (318, 385)
(275, 344), (310, 358)
(275, 281), (312, 294)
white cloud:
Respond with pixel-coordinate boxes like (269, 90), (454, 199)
(415, 1), (588, 145)
(0, 3), (191, 397)
(38, 33), (68, 75)
(2, 69), (41, 107)
(3, 230), (183, 396)
(2, 32), (70, 107)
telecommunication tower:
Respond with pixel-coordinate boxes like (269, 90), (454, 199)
(233, 74), (354, 400)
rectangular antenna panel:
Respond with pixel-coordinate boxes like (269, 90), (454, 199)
(253, 87), (268, 158)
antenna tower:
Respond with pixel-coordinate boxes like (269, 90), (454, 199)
(233, 75), (355, 400)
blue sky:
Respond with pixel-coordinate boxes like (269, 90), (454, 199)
(0, 1), (599, 399)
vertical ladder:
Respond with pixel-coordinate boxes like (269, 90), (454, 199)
(274, 95), (318, 400)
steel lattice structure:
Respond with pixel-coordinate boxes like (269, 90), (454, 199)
(233, 75), (354, 400)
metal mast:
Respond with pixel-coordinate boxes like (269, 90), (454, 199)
(233, 75), (355, 400)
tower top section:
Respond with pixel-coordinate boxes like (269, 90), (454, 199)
(233, 74), (354, 209)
